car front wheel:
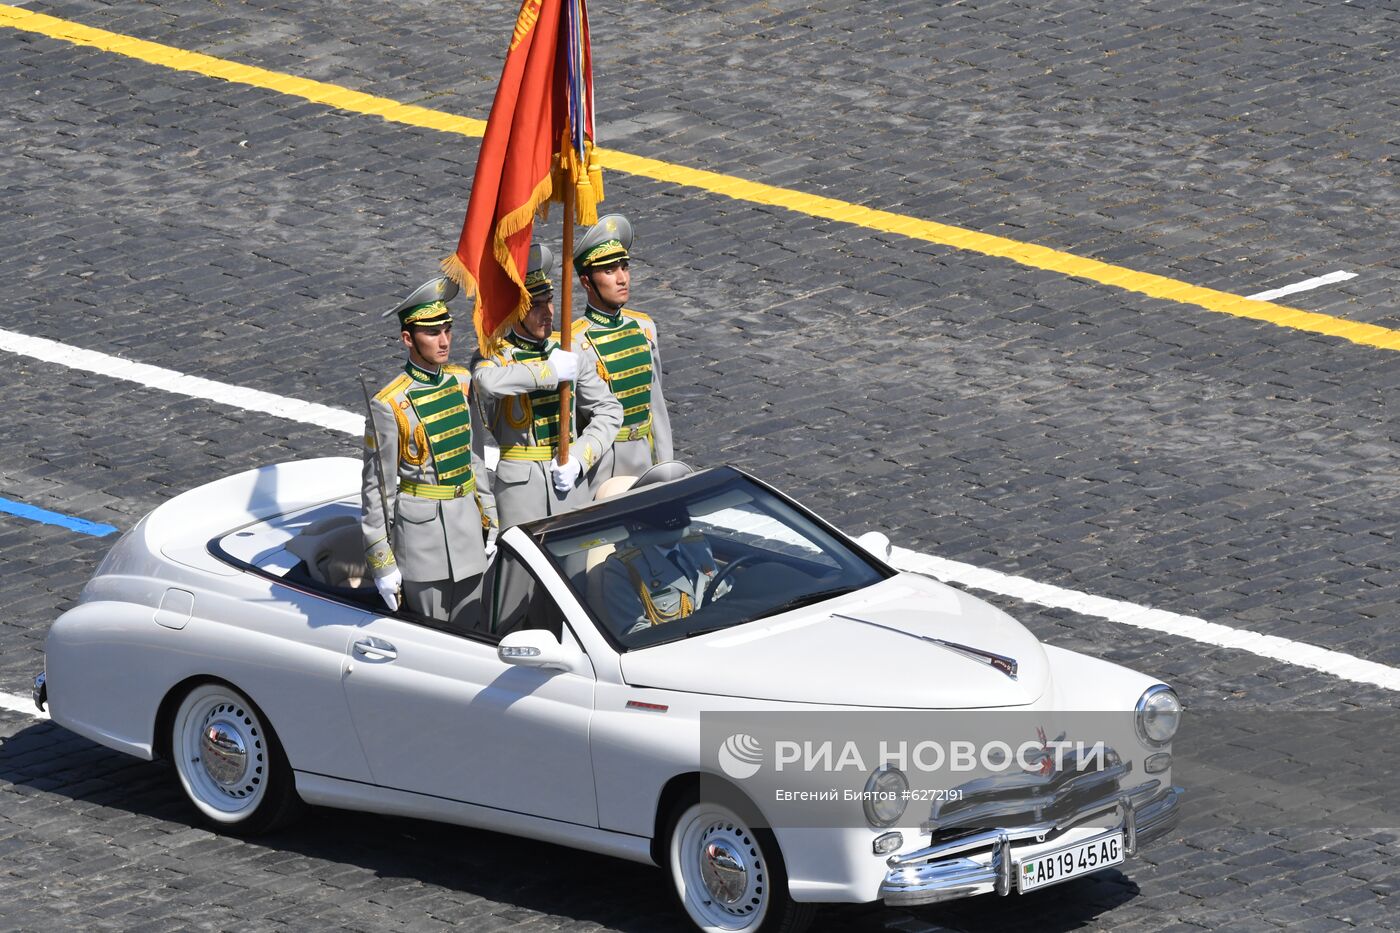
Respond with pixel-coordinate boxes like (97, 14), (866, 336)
(666, 794), (816, 933)
(169, 682), (300, 834)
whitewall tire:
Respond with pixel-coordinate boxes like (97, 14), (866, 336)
(169, 682), (299, 833)
(666, 794), (815, 933)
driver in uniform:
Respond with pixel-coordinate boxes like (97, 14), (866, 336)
(600, 499), (733, 636)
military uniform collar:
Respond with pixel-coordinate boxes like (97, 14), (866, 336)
(505, 327), (556, 355)
(404, 358), (445, 385)
(585, 304), (624, 328)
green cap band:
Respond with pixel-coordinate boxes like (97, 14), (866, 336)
(399, 300), (452, 327)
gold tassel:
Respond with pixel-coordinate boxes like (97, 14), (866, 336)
(545, 135), (605, 226)
(576, 141), (604, 225)
(552, 129), (574, 209)
(589, 160), (604, 204)
(586, 141), (604, 195)
(576, 175), (598, 226)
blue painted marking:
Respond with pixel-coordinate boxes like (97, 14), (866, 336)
(0, 497), (118, 537)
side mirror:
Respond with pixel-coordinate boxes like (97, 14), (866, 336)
(497, 629), (584, 673)
(854, 531), (893, 562)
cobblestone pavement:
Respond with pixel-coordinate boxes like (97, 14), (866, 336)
(1, 0), (1398, 930)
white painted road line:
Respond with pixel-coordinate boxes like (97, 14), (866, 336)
(2, 327), (1399, 691)
(891, 548), (1400, 692)
(0, 329), (508, 468)
(1246, 270), (1357, 302)
(0, 330), (366, 437)
(0, 690), (48, 720)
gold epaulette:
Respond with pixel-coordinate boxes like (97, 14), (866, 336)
(444, 363), (470, 376)
(622, 308), (652, 324)
(571, 316), (592, 336)
(373, 373), (411, 403)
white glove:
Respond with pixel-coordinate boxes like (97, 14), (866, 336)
(374, 568), (402, 612)
(547, 348), (579, 382)
(551, 456), (584, 494)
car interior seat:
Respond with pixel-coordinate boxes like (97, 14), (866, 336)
(285, 514), (371, 590)
(583, 476), (639, 615)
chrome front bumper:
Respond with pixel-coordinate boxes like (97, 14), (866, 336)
(880, 783), (1182, 906)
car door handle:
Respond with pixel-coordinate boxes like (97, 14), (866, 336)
(353, 638), (398, 661)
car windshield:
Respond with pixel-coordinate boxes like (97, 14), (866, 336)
(530, 469), (891, 650)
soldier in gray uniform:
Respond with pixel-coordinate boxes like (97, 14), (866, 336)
(361, 276), (495, 625)
(569, 213), (674, 482)
(598, 497), (732, 637)
(472, 244), (623, 529)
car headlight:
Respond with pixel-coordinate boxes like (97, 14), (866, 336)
(1136, 684), (1181, 747)
(862, 764), (909, 828)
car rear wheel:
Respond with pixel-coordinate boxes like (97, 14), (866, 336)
(170, 682), (300, 834)
(666, 793), (816, 933)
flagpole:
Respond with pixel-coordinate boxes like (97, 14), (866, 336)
(558, 130), (574, 468)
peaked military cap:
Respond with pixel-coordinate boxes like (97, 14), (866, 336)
(384, 276), (458, 328)
(525, 243), (554, 299)
(573, 213), (633, 272)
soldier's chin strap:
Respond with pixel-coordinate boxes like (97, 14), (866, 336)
(508, 324), (550, 350)
(581, 273), (625, 315)
(589, 297), (624, 316)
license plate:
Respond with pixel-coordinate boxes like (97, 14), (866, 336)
(1016, 832), (1124, 893)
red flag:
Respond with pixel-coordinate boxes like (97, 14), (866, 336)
(443, 0), (604, 354)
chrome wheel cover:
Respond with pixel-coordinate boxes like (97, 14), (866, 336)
(173, 686), (268, 822)
(201, 716), (249, 787)
(672, 803), (769, 932)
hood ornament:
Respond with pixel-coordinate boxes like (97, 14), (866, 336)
(928, 638), (1019, 680)
(832, 613), (1019, 680)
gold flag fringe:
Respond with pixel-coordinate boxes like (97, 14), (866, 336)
(440, 252), (470, 292)
(442, 138), (605, 355)
(438, 252), (495, 355)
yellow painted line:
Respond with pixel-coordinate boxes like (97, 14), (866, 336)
(4, 3), (1398, 353)
(0, 4), (487, 137)
(603, 146), (1400, 352)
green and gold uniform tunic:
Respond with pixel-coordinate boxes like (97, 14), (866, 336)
(471, 328), (623, 529)
(361, 359), (495, 618)
(571, 304), (674, 482)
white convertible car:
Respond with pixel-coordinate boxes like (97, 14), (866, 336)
(36, 458), (1182, 933)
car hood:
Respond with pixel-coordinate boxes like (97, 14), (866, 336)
(619, 574), (1049, 708)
